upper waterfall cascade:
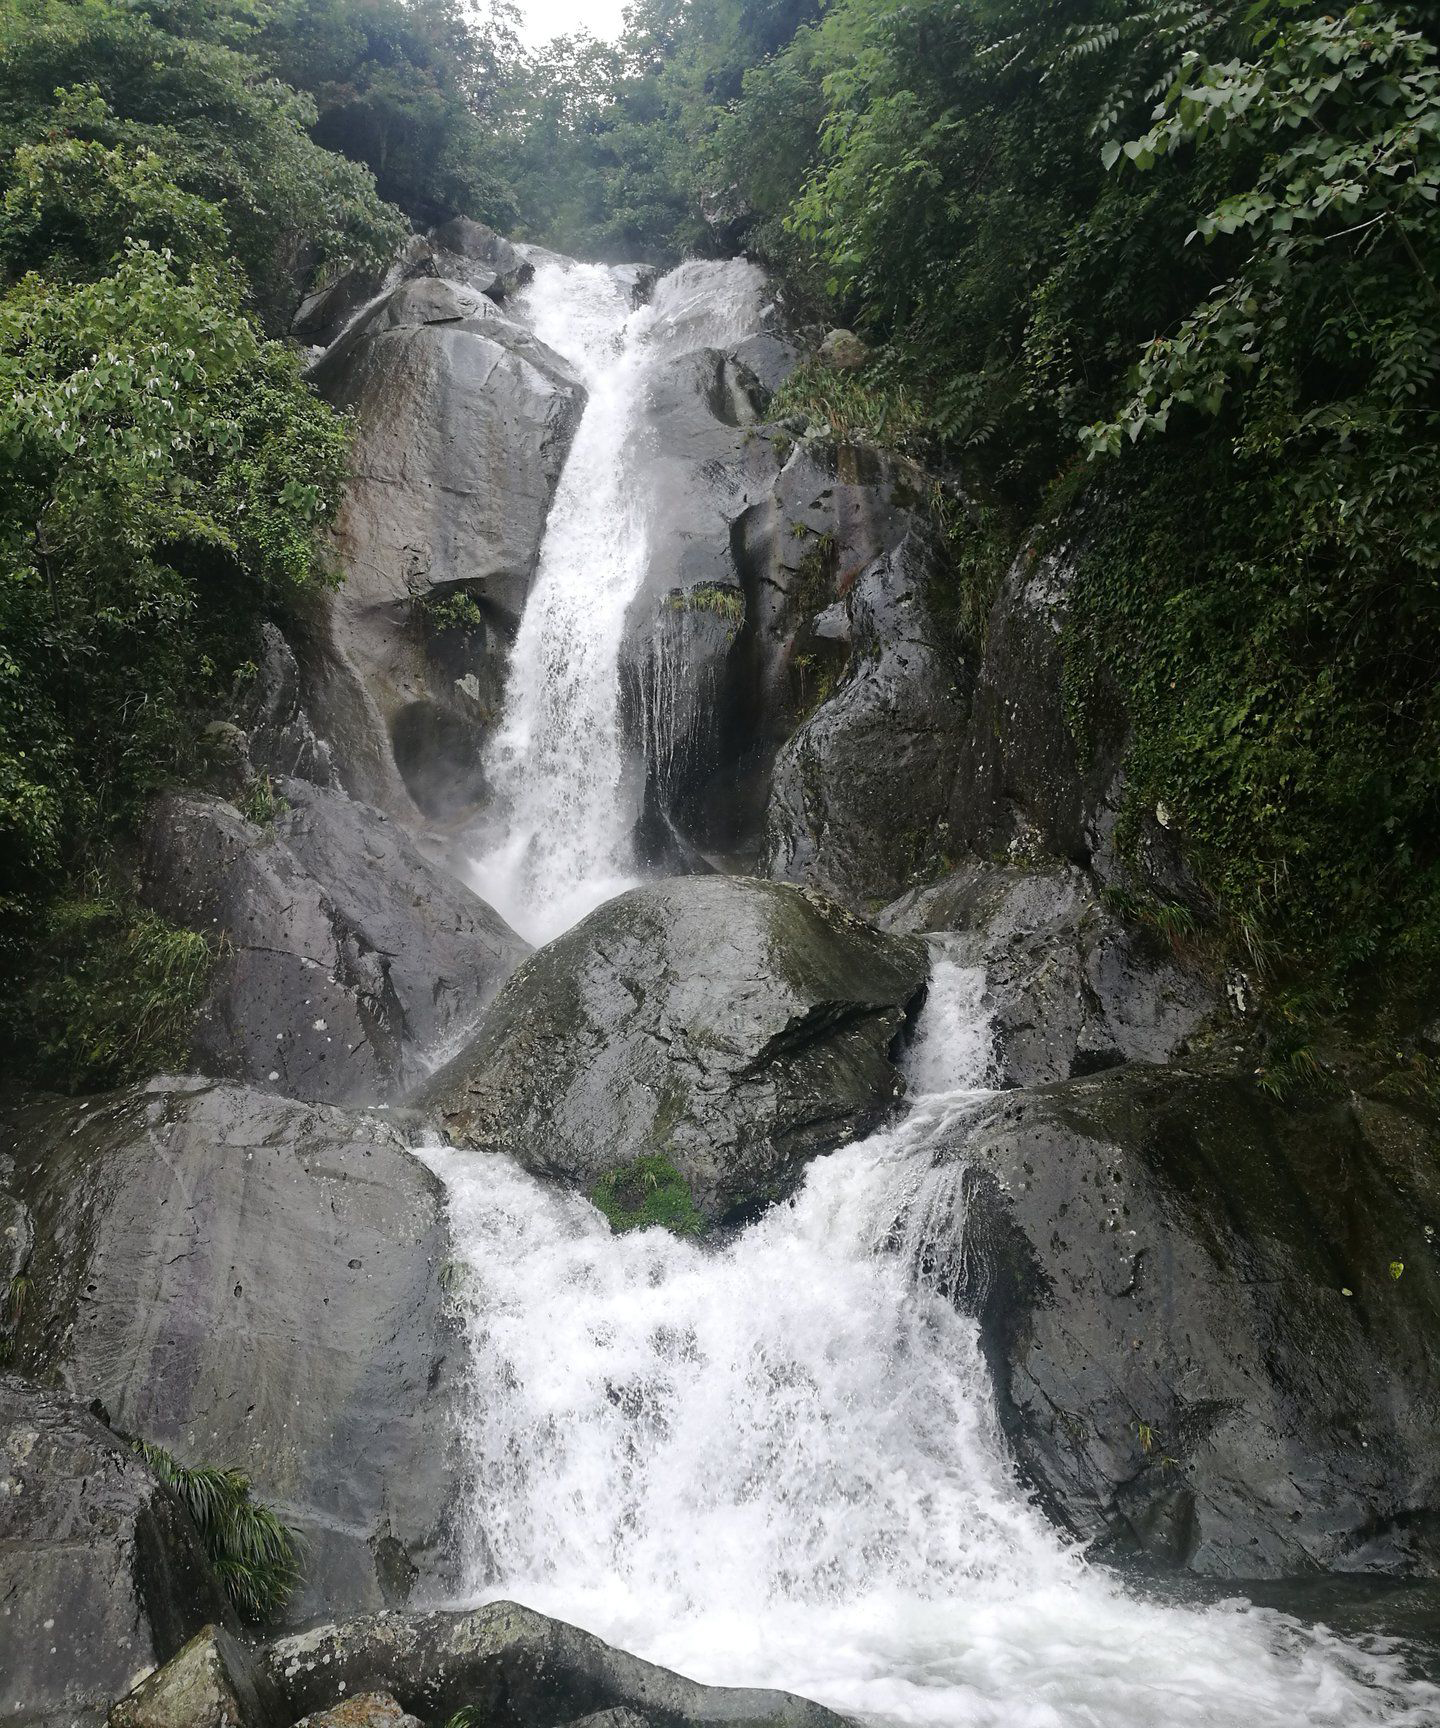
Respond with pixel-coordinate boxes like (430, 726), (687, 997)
(465, 252), (765, 946)
(419, 952), (1435, 1725)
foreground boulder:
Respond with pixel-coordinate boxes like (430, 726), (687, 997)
(881, 858), (1215, 1085)
(109, 1626), (278, 1728)
(0, 1377), (229, 1728)
(939, 1064), (1440, 1577)
(260, 1601), (847, 1728)
(421, 877), (927, 1222)
(2, 1083), (454, 1619)
(141, 783), (527, 1106)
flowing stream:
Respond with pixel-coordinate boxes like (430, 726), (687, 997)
(423, 258), (1438, 1726)
(465, 253), (764, 946)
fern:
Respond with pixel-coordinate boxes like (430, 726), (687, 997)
(134, 1440), (302, 1623)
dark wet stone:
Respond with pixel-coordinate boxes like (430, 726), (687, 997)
(2, 1083), (454, 1621)
(0, 1376), (229, 1728)
(420, 876), (927, 1223)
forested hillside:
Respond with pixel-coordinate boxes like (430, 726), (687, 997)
(2, 0), (1437, 1088)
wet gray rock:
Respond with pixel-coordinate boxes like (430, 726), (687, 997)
(428, 217), (532, 302)
(261, 1600), (849, 1728)
(109, 1626), (278, 1728)
(232, 625), (342, 794)
(817, 329), (867, 371)
(3, 1083), (454, 1620)
(140, 785), (526, 1105)
(763, 533), (969, 907)
(306, 274), (584, 820)
(293, 1693), (423, 1728)
(0, 1376), (229, 1728)
(936, 1065), (1440, 1577)
(421, 876), (927, 1223)
(881, 858), (1215, 1085)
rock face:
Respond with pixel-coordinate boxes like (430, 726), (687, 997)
(0, 1376), (230, 1728)
(2, 1083), (455, 1620)
(881, 858), (1214, 1085)
(422, 876), (928, 1223)
(109, 1626), (278, 1728)
(307, 273), (584, 820)
(428, 216), (533, 301)
(260, 1601), (849, 1728)
(763, 532), (969, 906)
(140, 783), (527, 1106)
(940, 1065), (1440, 1577)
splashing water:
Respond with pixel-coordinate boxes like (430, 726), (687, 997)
(465, 254), (765, 945)
(418, 964), (1437, 1727)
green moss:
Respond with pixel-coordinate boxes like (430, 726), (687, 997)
(589, 1154), (704, 1237)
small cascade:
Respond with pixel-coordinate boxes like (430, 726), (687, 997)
(418, 962), (1437, 1728)
(465, 254), (765, 945)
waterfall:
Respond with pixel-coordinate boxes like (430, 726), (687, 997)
(418, 960), (1437, 1728)
(465, 254), (765, 946)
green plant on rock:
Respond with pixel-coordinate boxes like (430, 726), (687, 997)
(589, 1154), (704, 1238)
(664, 583), (745, 626)
(240, 773), (288, 828)
(133, 1439), (301, 1624)
(10, 896), (216, 1092)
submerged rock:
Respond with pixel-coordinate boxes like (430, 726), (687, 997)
(2, 1083), (454, 1620)
(941, 1064), (1440, 1577)
(0, 1376), (229, 1728)
(260, 1600), (848, 1728)
(140, 783), (527, 1106)
(881, 857), (1215, 1084)
(421, 876), (927, 1223)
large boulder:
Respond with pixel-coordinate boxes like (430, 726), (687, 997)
(428, 217), (533, 302)
(421, 876), (928, 1223)
(881, 857), (1216, 1085)
(140, 784), (527, 1106)
(306, 275), (584, 820)
(109, 1626), (279, 1728)
(936, 1064), (1440, 1577)
(762, 532), (969, 907)
(0, 1376), (230, 1728)
(260, 1601), (848, 1728)
(2, 1083), (455, 1621)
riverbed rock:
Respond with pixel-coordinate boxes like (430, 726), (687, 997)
(0, 1376), (230, 1728)
(2, 1082), (454, 1620)
(762, 532), (969, 906)
(261, 1601), (849, 1728)
(881, 858), (1215, 1084)
(938, 1064), (1440, 1577)
(428, 217), (532, 302)
(140, 785), (526, 1105)
(109, 1626), (279, 1728)
(305, 273), (584, 820)
(421, 876), (928, 1223)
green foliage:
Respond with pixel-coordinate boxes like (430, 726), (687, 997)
(590, 1154), (705, 1238)
(256, 0), (521, 229)
(665, 582), (745, 625)
(9, 895), (216, 1092)
(419, 587), (488, 637)
(134, 1438), (302, 1624)
(0, 0), (405, 325)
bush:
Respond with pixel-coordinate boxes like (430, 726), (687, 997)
(590, 1155), (705, 1237)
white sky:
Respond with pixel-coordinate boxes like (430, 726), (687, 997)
(512, 0), (630, 45)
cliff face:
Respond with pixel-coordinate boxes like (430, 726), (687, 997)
(3, 229), (1438, 1728)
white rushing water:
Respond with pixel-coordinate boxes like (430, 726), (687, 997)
(418, 955), (1436, 1728)
(465, 254), (765, 946)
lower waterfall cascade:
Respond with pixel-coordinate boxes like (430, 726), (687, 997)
(421, 260), (1440, 1727)
(419, 956), (1436, 1726)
